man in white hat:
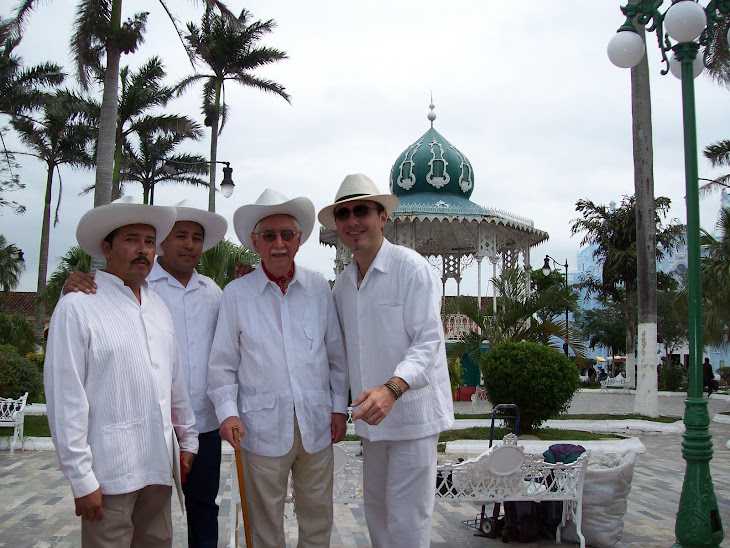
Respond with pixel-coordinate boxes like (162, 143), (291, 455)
(207, 188), (348, 547)
(63, 200), (230, 548)
(319, 174), (454, 548)
(44, 196), (199, 547)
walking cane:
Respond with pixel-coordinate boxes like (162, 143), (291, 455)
(232, 427), (253, 547)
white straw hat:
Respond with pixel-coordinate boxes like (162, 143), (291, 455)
(157, 200), (228, 254)
(317, 173), (399, 230)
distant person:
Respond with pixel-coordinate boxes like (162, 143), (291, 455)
(587, 364), (597, 382)
(703, 357), (715, 397)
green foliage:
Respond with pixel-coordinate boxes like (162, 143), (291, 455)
(198, 238), (259, 289)
(657, 287), (688, 355)
(658, 363), (687, 392)
(699, 207), (730, 346)
(448, 357), (462, 395)
(574, 300), (626, 356)
(40, 246), (90, 314)
(0, 344), (43, 402)
(716, 366), (730, 384)
(481, 341), (579, 433)
(0, 311), (39, 355)
(0, 234), (25, 291)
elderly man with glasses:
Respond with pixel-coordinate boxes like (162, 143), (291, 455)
(207, 189), (348, 548)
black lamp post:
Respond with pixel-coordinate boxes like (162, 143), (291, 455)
(542, 254), (570, 357)
(150, 158), (235, 206)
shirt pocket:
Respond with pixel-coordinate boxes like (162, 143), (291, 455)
(303, 389), (332, 442)
(100, 419), (144, 480)
(240, 393), (278, 445)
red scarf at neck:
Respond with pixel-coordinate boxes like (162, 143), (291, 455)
(261, 261), (295, 295)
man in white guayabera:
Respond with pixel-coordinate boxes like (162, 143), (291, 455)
(45, 196), (198, 547)
(319, 174), (455, 548)
(208, 189), (348, 547)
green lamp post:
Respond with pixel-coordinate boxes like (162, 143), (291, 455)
(608, 1), (728, 546)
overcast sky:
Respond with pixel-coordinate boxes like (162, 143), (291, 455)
(2, 1), (729, 295)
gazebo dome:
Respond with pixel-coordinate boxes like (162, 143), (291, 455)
(389, 104), (474, 199)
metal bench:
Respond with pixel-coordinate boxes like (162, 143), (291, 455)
(600, 375), (632, 393)
(435, 433), (590, 548)
(0, 392), (29, 455)
(471, 386), (488, 413)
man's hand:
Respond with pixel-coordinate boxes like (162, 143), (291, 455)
(63, 271), (97, 295)
(351, 386), (397, 425)
(219, 416), (245, 448)
(181, 451), (195, 474)
(331, 413), (347, 443)
(234, 262), (254, 279)
(75, 488), (103, 521)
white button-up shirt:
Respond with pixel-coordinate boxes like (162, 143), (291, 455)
(44, 271), (198, 498)
(148, 260), (222, 434)
(332, 238), (454, 442)
(207, 265), (348, 457)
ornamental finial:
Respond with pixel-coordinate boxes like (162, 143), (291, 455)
(427, 94), (436, 128)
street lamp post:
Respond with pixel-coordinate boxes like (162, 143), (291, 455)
(608, 2), (727, 545)
(157, 159), (235, 207)
(542, 255), (570, 357)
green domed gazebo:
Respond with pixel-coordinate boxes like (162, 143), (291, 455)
(320, 104), (548, 324)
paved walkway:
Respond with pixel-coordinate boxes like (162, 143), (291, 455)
(1, 392), (729, 547)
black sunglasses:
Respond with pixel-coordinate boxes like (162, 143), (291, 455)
(333, 205), (374, 221)
(255, 229), (300, 242)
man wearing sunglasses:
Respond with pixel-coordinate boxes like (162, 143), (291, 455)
(319, 174), (454, 548)
(208, 189), (348, 547)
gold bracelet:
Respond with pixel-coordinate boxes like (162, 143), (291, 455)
(384, 380), (403, 399)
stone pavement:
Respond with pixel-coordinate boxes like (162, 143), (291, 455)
(1, 391), (729, 547)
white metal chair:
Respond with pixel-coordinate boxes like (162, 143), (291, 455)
(0, 392), (28, 455)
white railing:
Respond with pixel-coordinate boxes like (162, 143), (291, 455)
(444, 313), (478, 341)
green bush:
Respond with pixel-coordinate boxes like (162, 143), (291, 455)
(658, 362), (686, 392)
(448, 357), (463, 395)
(0, 344), (43, 403)
(481, 341), (579, 433)
(0, 311), (40, 355)
(716, 366), (730, 385)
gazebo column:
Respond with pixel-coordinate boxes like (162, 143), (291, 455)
(476, 256), (483, 309)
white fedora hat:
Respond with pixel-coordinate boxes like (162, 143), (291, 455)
(317, 173), (399, 230)
(76, 196), (176, 260)
(157, 199), (228, 254)
(233, 189), (315, 251)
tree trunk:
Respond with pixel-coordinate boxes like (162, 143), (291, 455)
(631, 19), (659, 416)
(111, 125), (124, 200)
(208, 79), (222, 213)
(625, 284), (638, 390)
(35, 164), (54, 344)
(90, 0), (122, 272)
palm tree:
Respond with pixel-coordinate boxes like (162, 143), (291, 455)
(10, 90), (96, 340)
(571, 196), (685, 411)
(445, 268), (586, 366)
(0, 151), (25, 214)
(699, 139), (730, 197)
(178, 8), (290, 212)
(699, 207), (730, 346)
(197, 238), (258, 289)
(0, 15), (64, 118)
(0, 234), (25, 292)
(39, 245), (90, 314)
(14, 1), (235, 233)
(120, 128), (208, 204)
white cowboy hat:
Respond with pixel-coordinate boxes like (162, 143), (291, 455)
(233, 188), (315, 251)
(76, 196), (177, 260)
(156, 199), (228, 254)
(317, 173), (399, 230)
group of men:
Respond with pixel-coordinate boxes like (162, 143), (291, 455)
(45, 173), (454, 548)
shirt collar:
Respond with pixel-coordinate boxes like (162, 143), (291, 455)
(149, 257), (204, 291)
(96, 269), (149, 299)
(344, 238), (392, 287)
(253, 261), (300, 296)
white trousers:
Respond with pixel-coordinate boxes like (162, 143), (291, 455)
(362, 434), (439, 548)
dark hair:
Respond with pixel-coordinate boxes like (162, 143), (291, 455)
(103, 228), (119, 248)
(375, 202), (385, 214)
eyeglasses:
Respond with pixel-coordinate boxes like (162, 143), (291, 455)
(333, 205), (374, 221)
(254, 229), (300, 242)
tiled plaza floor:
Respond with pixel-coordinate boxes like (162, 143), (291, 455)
(1, 392), (729, 547)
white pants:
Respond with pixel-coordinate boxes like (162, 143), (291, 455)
(362, 434), (438, 548)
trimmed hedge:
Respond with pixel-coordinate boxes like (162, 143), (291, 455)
(0, 344), (43, 403)
(481, 341), (579, 433)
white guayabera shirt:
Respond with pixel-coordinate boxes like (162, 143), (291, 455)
(44, 270), (198, 499)
(332, 238), (455, 442)
(207, 265), (349, 457)
(148, 259), (222, 434)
